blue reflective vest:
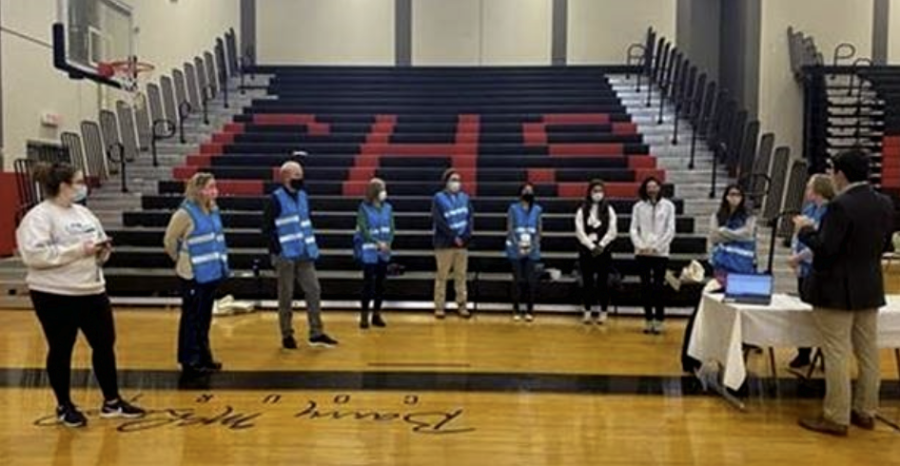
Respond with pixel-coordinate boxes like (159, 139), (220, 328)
(181, 201), (229, 284)
(354, 202), (393, 264)
(710, 214), (756, 274)
(434, 191), (470, 238)
(506, 202), (542, 261)
(792, 202), (827, 278)
(274, 187), (319, 261)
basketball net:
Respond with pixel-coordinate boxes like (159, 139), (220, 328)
(98, 57), (154, 111)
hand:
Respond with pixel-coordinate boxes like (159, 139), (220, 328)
(82, 241), (102, 256)
(793, 215), (815, 231)
(454, 237), (465, 247)
(377, 242), (390, 252)
(591, 245), (605, 257)
(787, 254), (800, 269)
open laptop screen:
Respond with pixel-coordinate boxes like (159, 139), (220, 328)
(725, 274), (773, 300)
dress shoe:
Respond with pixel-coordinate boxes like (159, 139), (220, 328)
(798, 416), (848, 437)
(851, 411), (875, 430)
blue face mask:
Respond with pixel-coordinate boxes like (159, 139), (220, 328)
(72, 185), (88, 203)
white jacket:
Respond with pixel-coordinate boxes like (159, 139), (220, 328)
(16, 201), (109, 296)
(629, 199), (676, 257)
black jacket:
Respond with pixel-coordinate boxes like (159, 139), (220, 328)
(799, 183), (895, 311)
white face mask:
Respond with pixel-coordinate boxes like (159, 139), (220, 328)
(72, 185), (88, 203)
(591, 192), (604, 203)
(378, 190), (388, 202)
(448, 180), (461, 193)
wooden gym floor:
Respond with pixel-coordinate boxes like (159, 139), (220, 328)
(1, 308), (899, 466)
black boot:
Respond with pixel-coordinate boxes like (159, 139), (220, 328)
(371, 313), (386, 328)
(359, 308), (370, 329)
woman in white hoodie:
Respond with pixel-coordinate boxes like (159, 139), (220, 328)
(16, 162), (144, 428)
(629, 177), (676, 334)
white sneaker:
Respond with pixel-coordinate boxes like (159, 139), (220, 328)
(582, 311), (592, 324)
(524, 313), (534, 322)
(513, 313), (522, 321)
(654, 320), (665, 334)
(597, 311), (608, 325)
(643, 320), (655, 334)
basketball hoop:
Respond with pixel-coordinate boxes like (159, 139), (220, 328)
(98, 57), (155, 109)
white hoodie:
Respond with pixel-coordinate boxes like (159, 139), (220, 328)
(16, 201), (109, 296)
(629, 198), (677, 257)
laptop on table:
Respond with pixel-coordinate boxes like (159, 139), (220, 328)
(724, 274), (774, 305)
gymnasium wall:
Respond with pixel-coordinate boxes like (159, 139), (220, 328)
(889, 2), (900, 63)
(256, 0), (395, 65)
(567, 0), (676, 65)
(254, 0), (673, 66)
(757, 0), (873, 161)
(0, 0), (240, 170)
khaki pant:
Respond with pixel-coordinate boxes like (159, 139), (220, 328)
(813, 307), (880, 425)
(434, 248), (468, 312)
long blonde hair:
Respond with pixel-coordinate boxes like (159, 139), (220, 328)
(184, 172), (216, 207)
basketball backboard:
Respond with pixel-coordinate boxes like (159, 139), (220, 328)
(53, 0), (139, 90)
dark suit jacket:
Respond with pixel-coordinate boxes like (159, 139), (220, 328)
(799, 183), (895, 311)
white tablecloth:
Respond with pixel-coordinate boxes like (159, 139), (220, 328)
(686, 293), (900, 390)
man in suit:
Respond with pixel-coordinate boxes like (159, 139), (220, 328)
(793, 149), (895, 436)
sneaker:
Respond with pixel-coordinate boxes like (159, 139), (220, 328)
(458, 306), (472, 319)
(56, 405), (87, 428)
(653, 320), (665, 334)
(371, 314), (386, 328)
(282, 336), (298, 350)
(597, 311), (608, 325)
(100, 398), (146, 419)
(513, 313), (522, 322)
(583, 311), (592, 325)
(435, 309), (446, 319)
(524, 313), (534, 322)
(309, 334), (339, 348)
(643, 320), (654, 334)
(201, 360), (223, 372)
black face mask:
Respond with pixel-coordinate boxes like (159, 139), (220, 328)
(521, 193), (535, 204)
(290, 179), (305, 191)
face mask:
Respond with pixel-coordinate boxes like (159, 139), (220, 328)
(448, 180), (461, 193)
(290, 178), (305, 191)
(202, 188), (219, 200)
(378, 190), (388, 202)
(521, 193), (535, 203)
(591, 192), (604, 203)
(72, 185), (88, 203)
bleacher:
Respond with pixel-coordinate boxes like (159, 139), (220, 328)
(109, 65), (709, 307)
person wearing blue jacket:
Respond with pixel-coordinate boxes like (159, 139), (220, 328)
(432, 169), (474, 319)
(354, 178), (394, 329)
(506, 183), (542, 322)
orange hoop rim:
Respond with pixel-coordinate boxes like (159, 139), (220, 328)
(98, 59), (155, 79)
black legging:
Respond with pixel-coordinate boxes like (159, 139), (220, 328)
(30, 290), (120, 407)
(636, 255), (669, 321)
(579, 249), (612, 313)
(510, 257), (538, 314)
(361, 261), (388, 318)
(179, 278), (219, 368)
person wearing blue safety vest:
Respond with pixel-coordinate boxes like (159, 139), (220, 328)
(353, 178), (395, 329)
(432, 169), (474, 319)
(163, 173), (229, 377)
(787, 174), (835, 369)
(708, 184), (758, 283)
(506, 183), (542, 322)
(262, 161), (338, 350)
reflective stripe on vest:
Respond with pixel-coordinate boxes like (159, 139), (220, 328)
(358, 202), (393, 264)
(274, 188), (319, 261)
(435, 192), (470, 237)
(181, 201), (229, 284)
(505, 202), (542, 260)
